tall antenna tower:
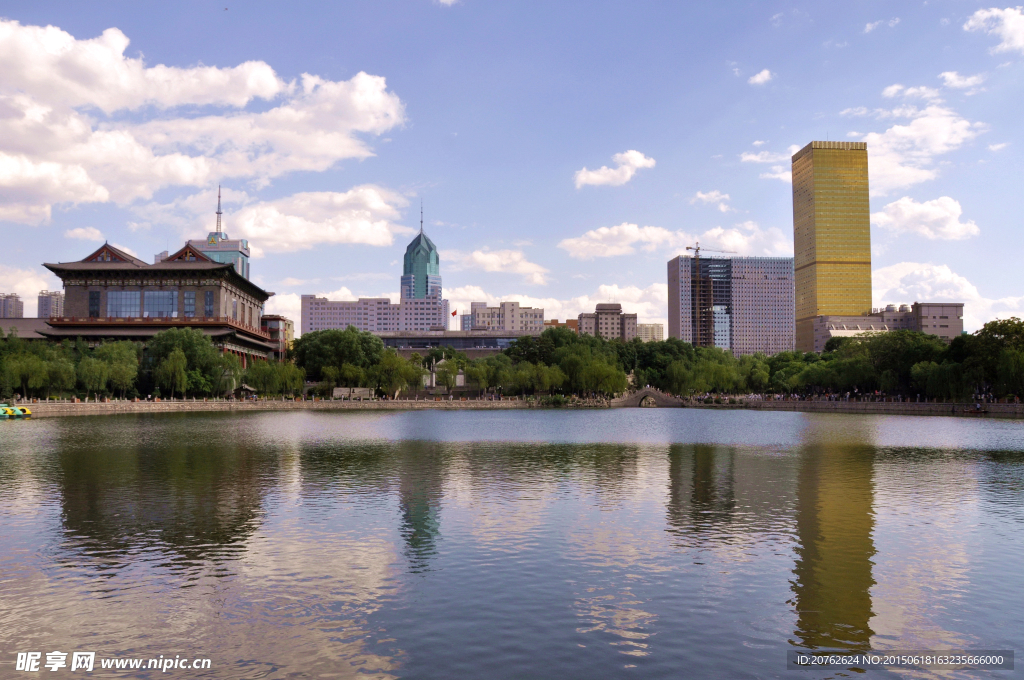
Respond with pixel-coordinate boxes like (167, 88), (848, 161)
(215, 185), (223, 236)
(420, 199), (424, 234)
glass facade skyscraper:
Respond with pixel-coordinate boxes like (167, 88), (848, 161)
(401, 231), (441, 300)
(792, 141), (872, 352)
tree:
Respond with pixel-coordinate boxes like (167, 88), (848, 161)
(77, 356), (109, 400)
(155, 348), (188, 399)
(47, 356), (77, 398)
(367, 350), (423, 398)
(435, 363), (457, 392)
(96, 342), (140, 398)
(291, 327), (385, 380)
(246, 361), (281, 396)
(279, 363), (305, 396)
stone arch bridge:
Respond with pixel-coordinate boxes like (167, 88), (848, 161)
(610, 388), (685, 408)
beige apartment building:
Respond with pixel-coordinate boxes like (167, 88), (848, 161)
(637, 323), (663, 343)
(578, 303), (637, 341)
(812, 302), (964, 353)
(462, 301), (544, 333)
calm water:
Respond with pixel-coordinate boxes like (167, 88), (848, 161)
(1, 410), (1022, 679)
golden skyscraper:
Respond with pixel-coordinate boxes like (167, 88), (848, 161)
(792, 141), (872, 352)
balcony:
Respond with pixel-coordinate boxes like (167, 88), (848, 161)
(48, 315), (272, 340)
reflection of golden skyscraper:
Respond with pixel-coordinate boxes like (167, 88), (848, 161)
(791, 442), (876, 651)
(792, 141), (872, 352)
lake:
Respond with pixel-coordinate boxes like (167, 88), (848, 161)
(1, 409), (1022, 678)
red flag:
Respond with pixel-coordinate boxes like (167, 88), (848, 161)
(451, 310), (457, 316)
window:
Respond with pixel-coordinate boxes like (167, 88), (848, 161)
(144, 291), (178, 318)
(184, 291), (196, 317)
(107, 291), (141, 318)
(204, 291), (214, 317)
(88, 291), (101, 318)
(232, 299), (238, 320)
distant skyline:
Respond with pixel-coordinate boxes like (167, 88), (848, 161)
(0, 1), (1021, 332)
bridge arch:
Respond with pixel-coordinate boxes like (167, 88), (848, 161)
(610, 388), (685, 408)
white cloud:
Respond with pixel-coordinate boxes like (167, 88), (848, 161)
(0, 264), (60, 317)
(865, 17), (900, 33)
(740, 145), (800, 163)
(437, 0), (458, 5)
(444, 283), (670, 328)
(109, 243), (138, 258)
(964, 7), (1024, 54)
(989, 142), (1008, 151)
(854, 104), (985, 195)
(690, 190), (733, 212)
(557, 220), (791, 260)
(64, 226), (103, 241)
(573, 150), (655, 188)
(752, 140), (767, 146)
(871, 196), (979, 240)
(760, 165), (792, 182)
(0, 19), (404, 224)
(442, 248), (549, 285)
(231, 186), (414, 257)
(137, 185), (413, 257)
(747, 69), (773, 85)
(939, 71), (986, 89)
(883, 83), (942, 100)
(873, 262), (1024, 332)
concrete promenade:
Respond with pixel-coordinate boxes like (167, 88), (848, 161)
(22, 398), (529, 418)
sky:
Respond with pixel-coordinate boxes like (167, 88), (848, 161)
(0, 0), (1021, 333)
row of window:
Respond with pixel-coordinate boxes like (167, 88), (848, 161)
(89, 290), (215, 318)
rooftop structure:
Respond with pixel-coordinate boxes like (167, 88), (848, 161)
(184, 187), (251, 280)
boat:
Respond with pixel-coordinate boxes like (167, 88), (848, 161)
(0, 404), (32, 418)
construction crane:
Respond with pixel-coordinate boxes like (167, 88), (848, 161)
(685, 242), (736, 348)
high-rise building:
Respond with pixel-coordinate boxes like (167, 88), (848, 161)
(668, 255), (794, 355)
(637, 323), (664, 343)
(792, 141), (871, 352)
(461, 301), (545, 333)
(0, 293), (24, 318)
(185, 187), (251, 280)
(37, 290), (64, 318)
(301, 227), (451, 335)
(401, 211), (442, 300)
(578, 303), (637, 341)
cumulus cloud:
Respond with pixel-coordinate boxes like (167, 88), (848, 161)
(690, 190), (733, 212)
(760, 165), (792, 182)
(557, 220), (791, 260)
(0, 264), (60, 317)
(747, 69), (773, 85)
(740, 145), (801, 163)
(939, 71), (986, 89)
(865, 17), (900, 33)
(851, 100), (985, 195)
(873, 262), (1024, 332)
(752, 140), (767, 146)
(64, 226), (103, 241)
(0, 19), (404, 224)
(989, 142), (1008, 151)
(444, 283), (670, 328)
(964, 7), (1024, 54)
(135, 185), (413, 257)
(573, 150), (655, 188)
(441, 248), (549, 285)
(871, 196), (980, 240)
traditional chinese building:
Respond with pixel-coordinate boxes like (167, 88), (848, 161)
(42, 242), (276, 365)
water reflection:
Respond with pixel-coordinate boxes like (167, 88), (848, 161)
(790, 431), (876, 651)
(398, 442), (445, 573)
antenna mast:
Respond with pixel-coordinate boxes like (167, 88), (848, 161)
(420, 199), (424, 234)
(215, 185), (223, 236)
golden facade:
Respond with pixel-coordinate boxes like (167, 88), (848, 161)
(792, 141), (872, 352)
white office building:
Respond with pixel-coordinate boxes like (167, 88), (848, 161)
(668, 255), (794, 355)
(461, 301), (545, 333)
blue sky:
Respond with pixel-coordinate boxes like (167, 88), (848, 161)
(1, 1), (1021, 331)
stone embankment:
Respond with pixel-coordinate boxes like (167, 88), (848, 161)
(700, 400), (1024, 419)
(23, 398), (529, 418)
